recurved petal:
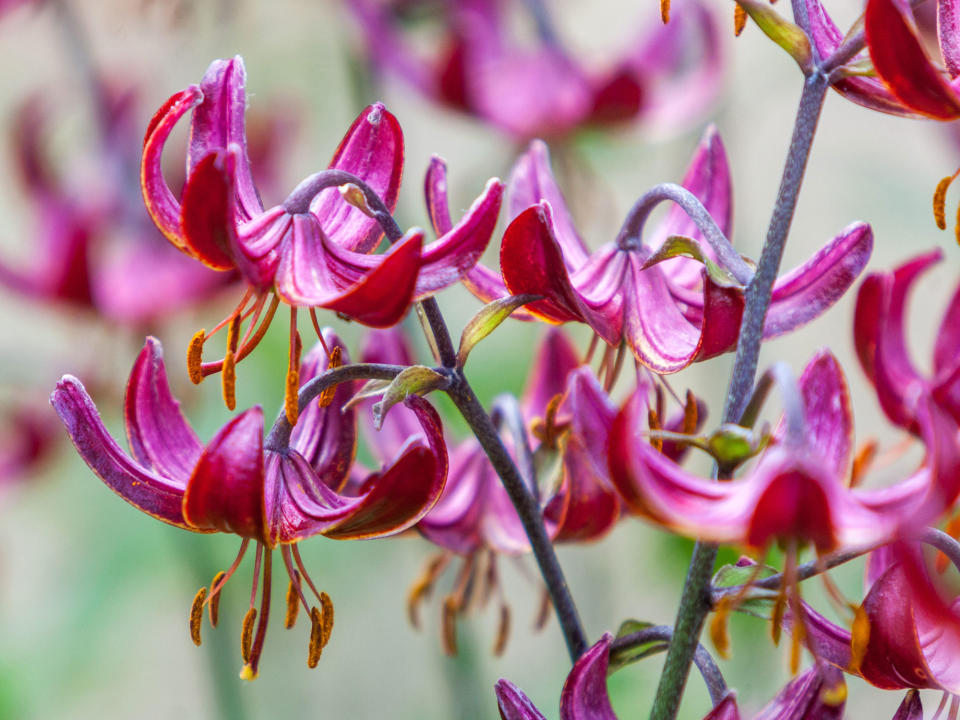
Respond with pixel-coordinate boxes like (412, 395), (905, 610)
(866, 0), (960, 119)
(290, 334), (357, 492)
(521, 328), (581, 418)
(506, 140), (589, 266)
(419, 442), (489, 555)
(141, 86), (203, 248)
(274, 395), (447, 542)
(753, 665), (845, 720)
(182, 407), (266, 540)
(124, 337), (202, 483)
(702, 693), (740, 720)
(558, 633), (617, 720)
(941, 0), (960, 78)
(495, 680), (548, 720)
(424, 155), (454, 236)
(51, 375), (194, 530)
(180, 152), (239, 271)
(795, 351), (853, 480)
(415, 177), (504, 298)
(763, 222), (873, 338)
(188, 57), (262, 219)
(312, 103), (404, 253)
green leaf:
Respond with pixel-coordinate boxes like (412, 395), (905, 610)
(735, 0), (813, 72)
(642, 236), (747, 290)
(371, 366), (449, 430)
(456, 294), (541, 367)
(706, 423), (769, 470)
(608, 620), (663, 674)
(713, 562), (779, 619)
(342, 378), (393, 412)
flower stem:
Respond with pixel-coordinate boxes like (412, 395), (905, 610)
(445, 373), (588, 661)
(649, 70), (830, 720)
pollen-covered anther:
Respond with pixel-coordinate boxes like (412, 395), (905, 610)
(208, 570), (226, 627)
(187, 330), (206, 384)
(648, 408), (664, 453)
(933, 174), (955, 230)
(319, 592), (334, 648)
(221, 311), (242, 411)
(709, 596), (734, 659)
(849, 439), (877, 488)
(442, 595), (459, 655)
(308, 607), (324, 668)
(241, 607), (257, 663)
(531, 394), (568, 449)
(659, 0), (670, 24)
(285, 578), (300, 629)
(734, 4), (747, 35)
(789, 605), (805, 674)
(820, 679), (847, 706)
(534, 588), (551, 631)
(285, 313), (303, 425)
(849, 605), (870, 673)
(682, 390), (699, 435)
(493, 603), (511, 656)
(189, 587), (207, 646)
(318, 346), (342, 408)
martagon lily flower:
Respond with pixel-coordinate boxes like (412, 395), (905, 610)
(50, 332), (447, 679)
(142, 56), (503, 420)
(453, 126), (872, 373)
(495, 633), (846, 720)
(359, 327), (623, 654)
(348, 0), (724, 140)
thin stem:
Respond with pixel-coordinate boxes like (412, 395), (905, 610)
(920, 528), (960, 573)
(610, 626), (728, 707)
(445, 374), (587, 662)
(615, 183), (753, 286)
(649, 72), (830, 720)
(265, 362), (405, 450)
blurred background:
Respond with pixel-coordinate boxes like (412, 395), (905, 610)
(0, 1), (956, 718)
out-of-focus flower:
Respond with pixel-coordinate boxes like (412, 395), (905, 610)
(609, 350), (959, 555)
(496, 633), (846, 720)
(361, 327), (624, 654)
(0, 90), (235, 324)
(142, 56), (502, 419)
(347, 0), (724, 140)
(854, 249), (960, 434)
(0, 400), (58, 485)
(50, 333), (447, 679)
(864, 0), (960, 120)
(454, 127), (871, 373)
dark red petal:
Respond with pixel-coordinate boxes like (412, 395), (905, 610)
(558, 633), (617, 720)
(180, 152), (238, 270)
(866, 0), (960, 119)
(183, 408), (266, 541)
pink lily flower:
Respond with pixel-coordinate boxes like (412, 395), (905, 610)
(347, 0), (724, 140)
(50, 332), (447, 679)
(453, 126), (872, 373)
(495, 633), (846, 720)
(608, 350), (960, 556)
(142, 56), (503, 417)
(360, 327), (622, 653)
(0, 401), (58, 485)
(854, 249), (960, 434)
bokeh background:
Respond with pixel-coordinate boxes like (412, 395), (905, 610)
(0, 1), (956, 718)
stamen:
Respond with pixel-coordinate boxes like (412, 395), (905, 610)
(605, 342), (627, 393)
(221, 313), (241, 411)
(660, 0), (669, 23)
(531, 394), (566, 449)
(199, 295), (281, 378)
(250, 544), (263, 608)
(493, 603), (511, 656)
(648, 408), (664, 452)
(954, 199), (960, 246)
(292, 544), (324, 604)
(308, 308), (332, 356)
(237, 294), (268, 350)
(241, 608), (257, 663)
(280, 545), (312, 614)
(734, 4), (747, 35)
(205, 540), (250, 609)
(849, 439), (877, 488)
(320, 591), (334, 648)
(285, 576), (301, 629)
(938, 513), (960, 572)
(187, 330), (205, 384)
(682, 390), (698, 435)
(318, 346), (342, 408)
(709, 596), (733, 659)
(208, 570), (226, 627)
(849, 605), (870, 673)
(789, 605), (804, 674)
(933, 692), (951, 720)
(934, 174), (955, 230)
(441, 595), (459, 655)
(597, 343), (616, 386)
(308, 607), (324, 668)
(534, 588), (551, 631)
(584, 333), (600, 365)
(241, 550), (273, 681)
(820, 676), (847, 706)
(189, 587), (206, 646)
(285, 310), (302, 425)
(406, 552), (451, 629)
(949, 695), (959, 720)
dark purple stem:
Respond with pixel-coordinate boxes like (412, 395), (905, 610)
(649, 70), (830, 720)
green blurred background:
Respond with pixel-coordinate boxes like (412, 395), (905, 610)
(0, 1), (956, 718)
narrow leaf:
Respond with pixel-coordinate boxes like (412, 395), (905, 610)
(457, 294), (541, 367)
(608, 620), (661, 674)
(371, 366), (449, 430)
(735, 0), (813, 72)
(642, 236), (746, 290)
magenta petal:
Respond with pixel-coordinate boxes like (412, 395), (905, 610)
(124, 337), (202, 483)
(188, 57), (262, 220)
(424, 155), (454, 236)
(415, 177), (504, 297)
(312, 103), (404, 253)
(940, 0), (960, 78)
(507, 141), (589, 266)
(702, 693), (741, 720)
(290, 333), (357, 492)
(495, 679), (548, 720)
(521, 328), (581, 418)
(763, 222), (873, 338)
(933, 284), (960, 377)
(419, 443), (489, 555)
(892, 691), (923, 720)
(51, 376), (193, 530)
(753, 665), (845, 720)
(793, 351), (853, 480)
(558, 633), (617, 720)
